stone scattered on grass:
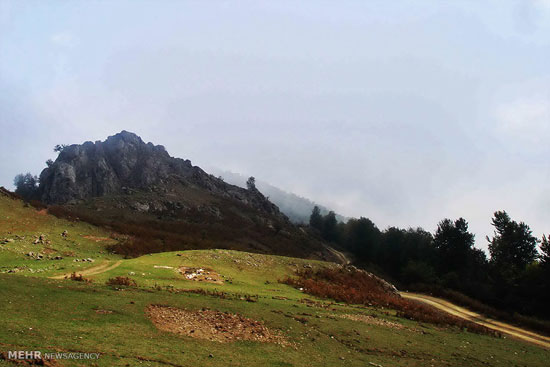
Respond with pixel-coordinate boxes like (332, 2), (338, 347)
(178, 267), (224, 284)
(146, 305), (289, 345)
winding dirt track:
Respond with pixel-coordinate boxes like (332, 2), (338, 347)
(323, 244), (351, 265)
(401, 292), (550, 349)
(49, 260), (123, 279)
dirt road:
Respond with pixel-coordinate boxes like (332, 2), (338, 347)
(49, 260), (123, 279)
(323, 244), (351, 265)
(401, 292), (550, 349)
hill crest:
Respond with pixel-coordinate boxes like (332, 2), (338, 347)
(38, 131), (281, 218)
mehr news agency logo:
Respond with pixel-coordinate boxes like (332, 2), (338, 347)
(4, 350), (101, 361)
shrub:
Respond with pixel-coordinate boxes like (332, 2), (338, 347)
(45, 196), (322, 260)
(68, 272), (84, 281)
(281, 267), (493, 335)
(401, 260), (436, 284)
(28, 200), (47, 210)
(67, 272), (92, 283)
(106, 276), (137, 287)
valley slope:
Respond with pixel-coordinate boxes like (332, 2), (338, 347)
(29, 131), (339, 261)
(0, 192), (548, 366)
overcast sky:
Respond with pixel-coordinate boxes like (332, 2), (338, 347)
(1, 0), (549, 252)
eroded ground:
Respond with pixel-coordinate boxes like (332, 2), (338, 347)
(146, 305), (288, 345)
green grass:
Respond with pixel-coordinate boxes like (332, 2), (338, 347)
(0, 195), (549, 366)
(0, 195), (121, 278)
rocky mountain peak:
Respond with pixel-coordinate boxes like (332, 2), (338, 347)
(38, 131), (282, 219)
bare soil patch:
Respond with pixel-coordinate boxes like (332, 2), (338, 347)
(146, 305), (288, 345)
(178, 267), (223, 284)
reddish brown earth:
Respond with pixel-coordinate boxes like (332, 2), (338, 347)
(146, 305), (288, 345)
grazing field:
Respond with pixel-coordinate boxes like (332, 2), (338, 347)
(0, 195), (549, 366)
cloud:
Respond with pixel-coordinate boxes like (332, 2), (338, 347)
(495, 96), (550, 143)
(0, 1), (12, 28)
(535, 0), (550, 9)
(50, 32), (78, 47)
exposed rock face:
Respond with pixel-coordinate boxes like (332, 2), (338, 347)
(38, 131), (281, 217)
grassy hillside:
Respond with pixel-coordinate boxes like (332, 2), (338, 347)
(0, 194), (121, 277)
(0, 194), (548, 366)
(45, 188), (339, 262)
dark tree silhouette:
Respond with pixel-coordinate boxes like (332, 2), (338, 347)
(13, 173), (40, 200)
(434, 218), (475, 275)
(53, 144), (67, 153)
(344, 217), (380, 261)
(487, 211), (538, 281)
(304, 205), (547, 319)
(540, 235), (550, 269)
(246, 176), (256, 191)
(322, 211), (339, 242)
(309, 206), (323, 231)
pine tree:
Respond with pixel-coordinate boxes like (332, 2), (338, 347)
(433, 218), (475, 274)
(487, 211), (538, 281)
(540, 235), (550, 269)
(309, 206), (323, 231)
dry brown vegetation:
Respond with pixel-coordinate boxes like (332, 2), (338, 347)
(106, 276), (137, 287)
(66, 272), (91, 283)
(46, 198), (328, 261)
(282, 267), (494, 335)
(156, 287), (260, 303)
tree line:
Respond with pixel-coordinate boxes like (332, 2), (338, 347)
(309, 206), (550, 318)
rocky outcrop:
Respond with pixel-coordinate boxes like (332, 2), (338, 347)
(38, 131), (282, 217)
(0, 187), (19, 199)
(342, 265), (400, 296)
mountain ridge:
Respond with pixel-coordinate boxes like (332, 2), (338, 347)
(27, 131), (341, 262)
(38, 130), (282, 218)
(209, 168), (349, 224)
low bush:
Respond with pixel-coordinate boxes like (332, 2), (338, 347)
(106, 276), (137, 287)
(169, 288), (259, 303)
(68, 272), (84, 281)
(282, 267), (493, 335)
(66, 272), (92, 283)
(28, 200), (47, 210)
(46, 197), (326, 260)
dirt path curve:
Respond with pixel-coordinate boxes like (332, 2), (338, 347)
(401, 292), (550, 349)
(49, 260), (123, 280)
(323, 244), (351, 265)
